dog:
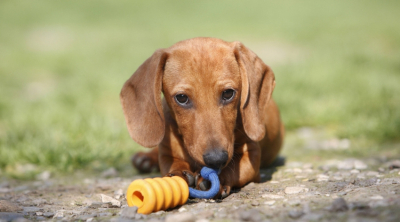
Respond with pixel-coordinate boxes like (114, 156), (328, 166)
(120, 37), (284, 198)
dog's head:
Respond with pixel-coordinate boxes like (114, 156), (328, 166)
(121, 38), (275, 170)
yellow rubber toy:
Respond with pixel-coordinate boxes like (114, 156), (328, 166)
(126, 176), (189, 214)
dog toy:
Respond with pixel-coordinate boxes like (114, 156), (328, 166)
(126, 167), (219, 214)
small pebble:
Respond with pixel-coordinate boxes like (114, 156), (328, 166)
(366, 171), (379, 177)
(263, 200), (276, 205)
(329, 198), (348, 212)
(165, 212), (194, 222)
(388, 160), (400, 169)
(262, 194), (284, 199)
(239, 209), (262, 221)
(89, 202), (103, 209)
(370, 195), (383, 200)
(285, 187), (307, 194)
(53, 210), (65, 218)
(120, 206), (138, 219)
(251, 200), (260, 206)
(135, 213), (146, 220)
(43, 212), (54, 218)
(288, 199), (301, 206)
(101, 167), (118, 178)
(288, 209), (304, 219)
(195, 219), (210, 222)
(100, 194), (121, 207)
(36, 171), (51, 181)
(354, 160), (367, 170)
(114, 189), (124, 199)
(23, 207), (42, 213)
(98, 212), (112, 217)
(178, 207), (187, 212)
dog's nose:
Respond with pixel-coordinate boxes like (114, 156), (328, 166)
(203, 149), (228, 169)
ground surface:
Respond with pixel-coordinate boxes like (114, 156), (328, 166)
(1, 130), (400, 222)
(1, 157), (400, 222)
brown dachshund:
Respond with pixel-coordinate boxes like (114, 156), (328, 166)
(120, 37), (284, 198)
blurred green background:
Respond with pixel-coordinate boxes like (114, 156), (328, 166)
(1, 0), (399, 178)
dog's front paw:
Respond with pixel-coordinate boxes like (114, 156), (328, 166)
(131, 152), (159, 173)
(195, 175), (232, 199)
(168, 170), (196, 188)
(219, 185), (231, 199)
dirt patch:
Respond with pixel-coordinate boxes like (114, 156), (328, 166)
(1, 157), (399, 222)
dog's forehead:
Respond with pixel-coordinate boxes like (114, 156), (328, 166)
(163, 41), (240, 88)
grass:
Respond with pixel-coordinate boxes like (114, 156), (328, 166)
(0, 0), (399, 178)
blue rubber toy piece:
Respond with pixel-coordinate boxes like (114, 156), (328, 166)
(189, 167), (220, 199)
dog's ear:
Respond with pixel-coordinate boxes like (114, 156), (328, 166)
(120, 49), (168, 147)
(233, 42), (276, 141)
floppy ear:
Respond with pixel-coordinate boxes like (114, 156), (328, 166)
(233, 42), (276, 141)
(120, 49), (168, 147)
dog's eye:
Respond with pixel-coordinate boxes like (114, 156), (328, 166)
(175, 94), (189, 105)
(222, 89), (235, 103)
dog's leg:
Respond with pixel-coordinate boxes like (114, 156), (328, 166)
(131, 147), (160, 173)
(159, 155), (198, 188)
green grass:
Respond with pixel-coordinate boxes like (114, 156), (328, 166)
(1, 0), (399, 178)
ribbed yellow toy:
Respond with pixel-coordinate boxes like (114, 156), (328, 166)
(126, 176), (189, 214)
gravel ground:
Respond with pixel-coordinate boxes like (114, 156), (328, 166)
(1, 157), (400, 222)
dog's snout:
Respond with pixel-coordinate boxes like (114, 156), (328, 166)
(203, 149), (228, 169)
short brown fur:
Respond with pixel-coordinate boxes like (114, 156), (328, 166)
(120, 37), (284, 198)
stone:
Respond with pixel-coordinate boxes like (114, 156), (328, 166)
(262, 194), (284, 199)
(23, 207), (42, 213)
(263, 200), (276, 206)
(337, 160), (354, 170)
(381, 178), (400, 185)
(88, 202), (103, 209)
(288, 199), (301, 206)
(354, 160), (367, 170)
(165, 212), (195, 222)
(36, 171), (51, 181)
(53, 210), (65, 218)
(366, 171), (379, 177)
(120, 206), (138, 219)
(388, 160), (400, 169)
(100, 194), (121, 207)
(329, 198), (348, 212)
(101, 168), (118, 178)
(251, 200), (260, 206)
(43, 212), (54, 218)
(239, 209), (262, 221)
(369, 195), (383, 200)
(317, 174), (329, 182)
(32, 198), (47, 206)
(114, 189), (124, 199)
(284, 187), (307, 194)
(98, 212), (113, 217)
(288, 209), (303, 219)
(178, 207), (187, 212)
(0, 200), (23, 212)
(0, 212), (24, 221)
